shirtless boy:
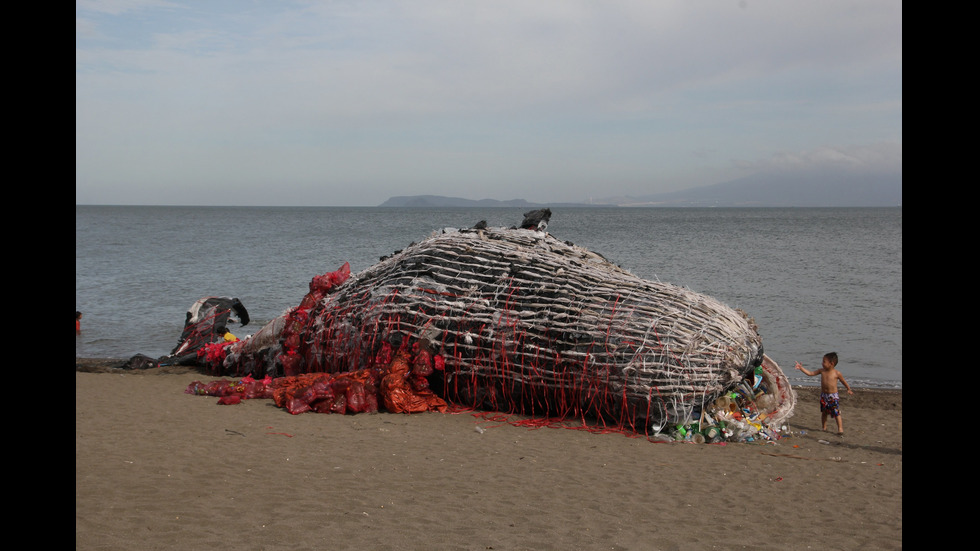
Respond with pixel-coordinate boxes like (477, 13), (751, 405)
(795, 352), (854, 436)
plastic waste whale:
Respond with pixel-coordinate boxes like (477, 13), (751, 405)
(183, 211), (795, 434)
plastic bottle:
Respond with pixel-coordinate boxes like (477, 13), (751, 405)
(703, 425), (720, 441)
(715, 395), (732, 410)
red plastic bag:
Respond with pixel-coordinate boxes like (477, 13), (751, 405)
(286, 397), (312, 415)
(281, 353), (303, 377)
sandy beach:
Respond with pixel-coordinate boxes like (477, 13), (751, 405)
(76, 361), (901, 551)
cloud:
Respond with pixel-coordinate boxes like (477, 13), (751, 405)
(76, 1), (902, 206)
(732, 142), (902, 174)
(76, 0), (185, 17)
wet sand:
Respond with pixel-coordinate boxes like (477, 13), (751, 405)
(76, 362), (901, 550)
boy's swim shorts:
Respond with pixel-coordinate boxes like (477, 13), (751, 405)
(820, 392), (840, 418)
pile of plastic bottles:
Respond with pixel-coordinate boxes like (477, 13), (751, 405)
(655, 366), (791, 444)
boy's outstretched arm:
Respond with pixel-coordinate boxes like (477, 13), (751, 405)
(795, 361), (818, 376)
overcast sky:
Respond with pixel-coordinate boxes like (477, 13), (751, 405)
(76, 0), (902, 207)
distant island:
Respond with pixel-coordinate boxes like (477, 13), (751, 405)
(379, 168), (901, 208)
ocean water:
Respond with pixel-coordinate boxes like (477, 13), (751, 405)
(75, 205), (902, 388)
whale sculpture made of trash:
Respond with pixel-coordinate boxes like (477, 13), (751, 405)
(209, 217), (792, 434)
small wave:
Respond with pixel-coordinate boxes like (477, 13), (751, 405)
(787, 375), (901, 390)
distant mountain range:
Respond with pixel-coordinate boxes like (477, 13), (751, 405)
(380, 168), (902, 208)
